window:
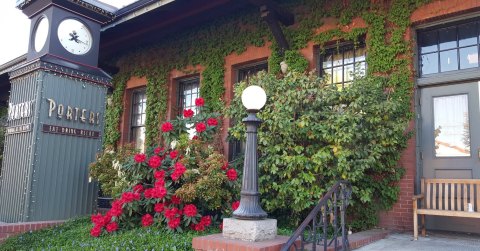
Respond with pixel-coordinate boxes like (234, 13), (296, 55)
(130, 89), (146, 152)
(418, 20), (479, 76)
(229, 62), (268, 161)
(320, 43), (366, 89)
(177, 77), (200, 116)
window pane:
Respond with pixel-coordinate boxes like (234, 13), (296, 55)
(355, 62), (366, 76)
(460, 46), (479, 69)
(458, 23), (477, 47)
(344, 50), (354, 64)
(344, 64), (354, 82)
(333, 53), (342, 66)
(419, 30), (438, 54)
(439, 27), (457, 50)
(355, 47), (366, 62)
(323, 54), (332, 68)
(323, 69), (332, 83)
(421, 53), (438, 75)
(132, 127), (146, 153)
(433, 94), (470, 157)
(178, 78), (200, 116)
(332, 67), (342, 83)
(440, 49), (458, 72)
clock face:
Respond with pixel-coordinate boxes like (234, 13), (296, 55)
(34, 17), (49, 52)
(57, 19), (92, 55)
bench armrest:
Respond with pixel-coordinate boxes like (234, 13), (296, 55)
(412, 194), (424, 200)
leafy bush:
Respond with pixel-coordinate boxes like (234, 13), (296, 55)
(227, 71), (409, 228)
(89, 144), (137, 197)
(89, 98), (241, 237)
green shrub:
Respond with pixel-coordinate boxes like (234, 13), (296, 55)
(0, 106), (7, 172)
(227, 71), (409, 228)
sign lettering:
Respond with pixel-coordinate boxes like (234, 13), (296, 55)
(8, 100), (34, 121)
(42, 124), (100, 139)
(6, 123), (32, 135)
(46, 98), (100, 125)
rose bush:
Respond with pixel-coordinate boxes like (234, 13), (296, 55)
(90, 98), (241, 237)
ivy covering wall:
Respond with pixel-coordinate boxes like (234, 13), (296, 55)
(103, 0), (431, 228)
(0, 106), (7, 172)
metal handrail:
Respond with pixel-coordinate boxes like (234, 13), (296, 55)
(281, 180), (352, 251)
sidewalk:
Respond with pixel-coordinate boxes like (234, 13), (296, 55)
(355, 231), (480, 251)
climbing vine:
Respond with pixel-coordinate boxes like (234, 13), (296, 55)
(103, 0), (432, 229)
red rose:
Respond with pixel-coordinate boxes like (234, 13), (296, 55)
(164, 207), (179, 219)
(144, 188), (154, 199)
(207, 118), (218, 126)
(171, 163), (187, 181)
(194, 223), (205, 231)
(148, 155), (162, 169)
(183, 204), (197, 217)
(154, 147), (164, 155)
(219, 223), (223, 230)
(154, 170), (165, 180)
(133, 184), (144, 193)
(109, 200), (123, 217)
(103, 215), (113, 226)
(90, 226), (102, 237)
(134, 153), (146, 163)
(195, 97), (205, 107)
(155, 179), (165, 188)
(106, 222), (118, 233)
(226, 168), (238, 181)
(195, 122), (206, 133)
(200, 215), (212, 226)
(91, 213), (104, 226)
(168, 217), (181, 229)
(171, 195), (181, 205)
(192, 135), (199, 140)
(232, 201), (240, 211)
(141, 214), (154, 227)
(221, 162), (228, 170)
(161, 122), (174, 133)
(154, 203), (165, 213)
(153, 186), (167, 199)
(183, 109), (194, 118)
(170, 150), (178, 159)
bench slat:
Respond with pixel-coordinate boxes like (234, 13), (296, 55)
(416, 209), (480, 218)
(433, 183), (437, 210)
(477, 185), (480, 212)
(439, 183), (443, 210)
(450, 183), (455, 211)
(457, 184), (462, 211)
(427, 182), (431, 209)
(464, 184), (468, 212)
(444, 183), (449, 210)
(470, 184), (474, 211)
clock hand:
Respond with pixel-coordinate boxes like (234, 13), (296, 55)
(76, 39), (89, 45)
(69, 31), (79, 42)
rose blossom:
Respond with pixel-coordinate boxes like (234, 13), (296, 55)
(154, 203), (165, 213)
(195, 97), (205, 107)
(207, 118), (218, 126)
(148, 155), (162, 169)
(200, 215), (212, 226)
(183, 109), (194, 118)
(170, 150), (178, 159)
(232, 201), (240, 211)
(168, 217), (181, 229)
(133, 184), (144, 193)
(195, 122), (206, 133)
(161, 122), (174, 133)
(154, 170), (165, 180)
(106, 222), (118, 233)
(141, 214), (154, 227)
(226, 168), (238, 181)
(183, 204), (197, 217)
(90, 226), (102, 237)
(221, 162), (228, 170)
(134, 153), (146, 163)
(171, 195), (181, 205)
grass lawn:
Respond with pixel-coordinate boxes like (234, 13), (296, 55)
(0, 218), (294, 251)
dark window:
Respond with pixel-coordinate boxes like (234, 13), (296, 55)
(229, 62), (268, 161)
(177, 77), (200, 116)
(130, 89), (146, 152)
(320, 42), (366, 89)
(418, 21), (479, 76)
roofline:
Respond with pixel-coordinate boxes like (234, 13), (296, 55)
(0, 54), (27, 76)
(102, 0), (175, 30)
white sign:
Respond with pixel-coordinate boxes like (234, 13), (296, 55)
(8, 100), (34, 121)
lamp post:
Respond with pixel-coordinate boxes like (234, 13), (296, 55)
(233, 85), (268, 220)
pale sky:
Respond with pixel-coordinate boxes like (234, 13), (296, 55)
(0, 0), (138, 65)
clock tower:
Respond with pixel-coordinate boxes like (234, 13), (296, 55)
(0, 0), (114, 222)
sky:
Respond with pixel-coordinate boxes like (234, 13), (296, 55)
(0, 0), (138, 65)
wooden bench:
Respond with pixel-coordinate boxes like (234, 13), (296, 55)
(413, 178), (480, 240)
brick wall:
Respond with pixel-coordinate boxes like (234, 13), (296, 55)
(0, 221), (64, 243)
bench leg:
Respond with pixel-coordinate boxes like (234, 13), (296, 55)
(413, 210), (418, 240)
(421, 215), (426, 237)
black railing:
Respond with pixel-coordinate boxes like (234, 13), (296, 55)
(281, 180), (352, 251)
